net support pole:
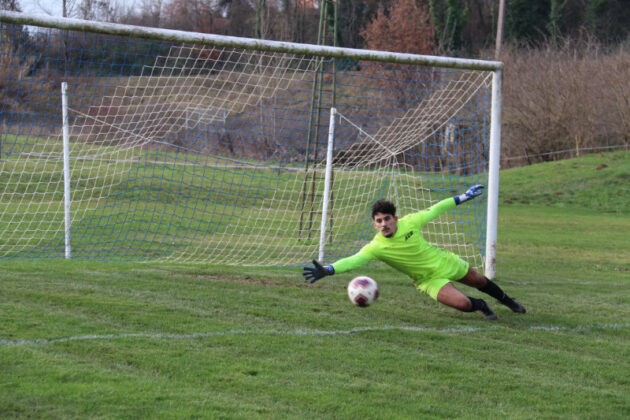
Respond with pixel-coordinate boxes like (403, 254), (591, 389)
(485, 69), (502, 279)
(61, 82), (72, 259)
(318, 107), (336, 262)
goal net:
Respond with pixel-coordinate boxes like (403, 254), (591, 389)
(0, 12), (501, 274)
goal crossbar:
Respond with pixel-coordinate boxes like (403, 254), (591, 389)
(0, 11), (502, 71)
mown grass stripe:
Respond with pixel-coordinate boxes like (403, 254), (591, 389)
(3, 322), (629, 347)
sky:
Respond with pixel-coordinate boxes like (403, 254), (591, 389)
(19, 0), (64, 16)
(17, 0), (138, 18)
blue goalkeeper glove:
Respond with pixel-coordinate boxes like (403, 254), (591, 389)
(454, 184), (484, 205)
(302, 259), (335, 283)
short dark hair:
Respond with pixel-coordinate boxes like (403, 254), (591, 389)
(371, 199), (396, 218)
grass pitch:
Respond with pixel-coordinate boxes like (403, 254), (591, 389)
(1, 151), (630, 419)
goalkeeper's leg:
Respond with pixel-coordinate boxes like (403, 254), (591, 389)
(458, 268), (526, 313)
(434, 282), (497, 320)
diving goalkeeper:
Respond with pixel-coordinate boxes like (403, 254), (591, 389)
(302, 185), (526, 320)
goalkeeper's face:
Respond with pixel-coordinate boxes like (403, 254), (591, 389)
(373, 212), (398, 238)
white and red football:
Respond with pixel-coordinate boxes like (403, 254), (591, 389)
(347, 276), (379, 307)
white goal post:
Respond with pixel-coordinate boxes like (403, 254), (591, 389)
(0, 11), (502, 278)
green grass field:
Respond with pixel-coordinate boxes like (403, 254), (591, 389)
(1, 151), (629, 419)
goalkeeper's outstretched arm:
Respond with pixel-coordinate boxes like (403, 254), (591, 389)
(418, 184), (485, 224)
(302, 252), (372, 284)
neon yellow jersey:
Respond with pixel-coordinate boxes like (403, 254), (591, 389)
(332, 197), (467, 283)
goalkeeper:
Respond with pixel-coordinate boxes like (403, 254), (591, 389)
(302, 185), (526, 320)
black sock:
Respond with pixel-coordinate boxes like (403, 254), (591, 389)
(479, 278), (508, 302)
(466, 297), (486, 312)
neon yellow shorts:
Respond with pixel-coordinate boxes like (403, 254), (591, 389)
(416, 257), (469, 300)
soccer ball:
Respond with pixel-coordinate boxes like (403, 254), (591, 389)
(347, 276), (379, 307)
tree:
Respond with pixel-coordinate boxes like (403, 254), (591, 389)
(136, 0), (164, 28)
(361, 0), (435, 55)
(503, 0), (550, 45)
(546, 0), (567, 45)
(287, 0), (322, 44)
(463, 0), (494, 53)
(429, 0), (468, 53)
(0, 0), (21, 11)
(361, 0), (436, 107)
(584, 0), (630, 44)
(76, 0), (118, 21)
(223, 0), (256, 37)
(501, 0), (630, 48)
(162, 0), (216, 32)
(332, 0), (385, 48)
(255, 0), (269, 39)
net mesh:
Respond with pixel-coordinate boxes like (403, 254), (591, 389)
(0, 22), (492, 267)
